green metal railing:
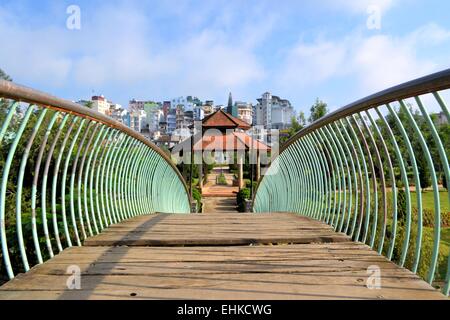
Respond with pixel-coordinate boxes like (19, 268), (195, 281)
(254, 69), (450, 296)
(0, 80), (190, 280)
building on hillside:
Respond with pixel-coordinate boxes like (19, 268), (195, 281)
(167, 109), (177, 134)
(129, 99), (147, 112)
(254, 92), (293, 129)
(235, 101), (253, 125)
(162, 101), (171, 119)
(109, 103), (128, 125)
(130, 109), (147, 134)
(91, 95), (110, 114)
(171, 96), (201, 113)
(193, 105), (205, 121)
(144, 102), (163, 133)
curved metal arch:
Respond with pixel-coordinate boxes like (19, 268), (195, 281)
(254, 69), (450, 296)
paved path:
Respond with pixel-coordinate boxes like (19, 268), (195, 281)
(202, 167), (239, 198)
(202, 197), (237, 213)
(0, 213), (446, 300)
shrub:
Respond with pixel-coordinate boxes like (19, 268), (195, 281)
(392, 224), (446, 281)
(414, 208), (450, 228)
(245, 180), (258, 191)
(237, 188), (251, 212)
(192, 188), (202, 212)
(217, 173), (228, 185)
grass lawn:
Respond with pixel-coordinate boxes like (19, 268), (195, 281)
(410, 191), (449, 215)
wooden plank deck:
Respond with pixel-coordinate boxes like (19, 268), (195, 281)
(0, 213), (446, 300)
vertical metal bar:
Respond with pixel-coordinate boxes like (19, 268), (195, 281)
(16, 107), (47, 271)
(418, 95), (450, 294)
(84, 124), (106, 234)
(51, 115), (77, 252)
(367, 110), (393, 255)
(386, 103), (418, 267)
(0, 104), (34, 278)
(400, 99), (440, 283)
(63, 118), (86, 247)
(70, 120), (93, 242)
(32, 111), (59, 260)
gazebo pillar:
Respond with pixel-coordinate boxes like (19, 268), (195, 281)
(256, 150), (261, 181)
(238, 153), (244, 190)
(198, 162), (203, 190)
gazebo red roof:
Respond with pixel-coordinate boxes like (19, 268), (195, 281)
(192, 132), (271, 152)
(202, 109), (251, 131)
(173, 132), (271, 153)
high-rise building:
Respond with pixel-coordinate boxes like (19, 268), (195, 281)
(254, 92), (293, 129)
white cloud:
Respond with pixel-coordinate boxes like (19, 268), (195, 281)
(325, 0), (395, 13)
(277, 23), (450, 98)
(0, 2), (271, 100)
(278, 40), (347, 86)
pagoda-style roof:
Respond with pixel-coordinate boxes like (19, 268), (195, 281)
(173, 131), (271, 153)
(202, 109), (251, 131)
(194, 132), (271, 152)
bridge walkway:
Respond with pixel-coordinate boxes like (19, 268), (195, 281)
(0, 213), (446, 300)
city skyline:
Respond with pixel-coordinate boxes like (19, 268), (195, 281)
(1, 0), (450, 114)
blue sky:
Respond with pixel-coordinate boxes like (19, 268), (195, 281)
(1, 0), (450, 114)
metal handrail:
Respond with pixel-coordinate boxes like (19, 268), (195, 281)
(0, 80), (191, 200)
(0, 80), (191, 281)
(282, 68), (450, 152)
(254, 69), (450, 296)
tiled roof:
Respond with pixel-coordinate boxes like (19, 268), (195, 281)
(202, 109), (251, 130)
(190, 132), (271, 152)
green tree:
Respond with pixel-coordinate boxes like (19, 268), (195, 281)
(309, 98), (328, 122)
(297, 111), (307, 127)
(0, 68), (12, 81)
(85, 101), (94, 109)
(280, 116), (305, 145)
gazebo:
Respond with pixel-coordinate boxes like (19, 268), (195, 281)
(175, 109), (271, 192)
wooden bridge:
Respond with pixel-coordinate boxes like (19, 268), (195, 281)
(0, 72), (449, 300)
(0, 212), (445, 300)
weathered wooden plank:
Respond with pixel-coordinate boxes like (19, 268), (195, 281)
(0, 272), (445, 300)
(0, 213), (446, 300)
(84, 213), (351, 246)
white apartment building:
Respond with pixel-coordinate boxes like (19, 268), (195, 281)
(109, 103), (128, 125)
(146, 107), (164, 132)
(193, 105), (205, 121)
(130, 110), (147, 133)
(235, 101), (253, 125)
(254, 92), (293, 129)
(91, 95), (110, 115)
